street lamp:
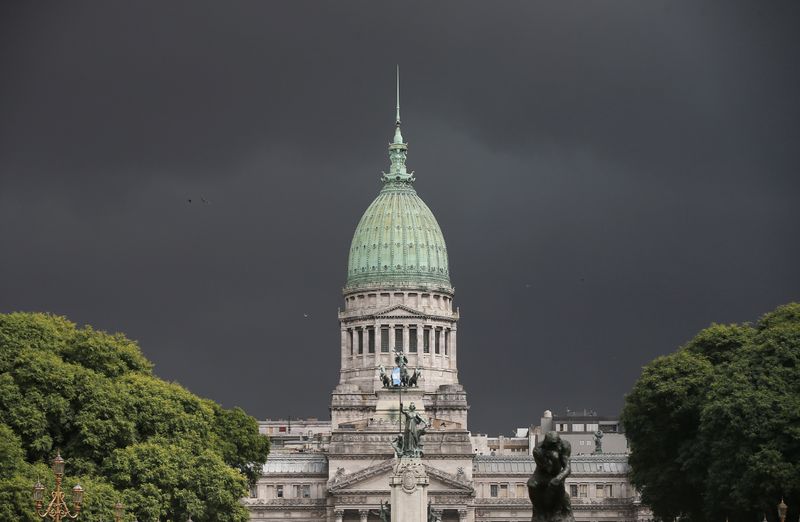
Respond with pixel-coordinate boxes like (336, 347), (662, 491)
(778, 499), (788, 522)
(32, 450), (84, 521)
(114, 501), (124, 522)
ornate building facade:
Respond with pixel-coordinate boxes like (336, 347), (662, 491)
(244, 88), (651, 522)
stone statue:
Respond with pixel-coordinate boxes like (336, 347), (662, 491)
(400, 401), (428, 457)
(332, 467), (345, 484)
(593, 429), (603, 453)
(427, 500), (441, 522)
(527, 431), (575, 522)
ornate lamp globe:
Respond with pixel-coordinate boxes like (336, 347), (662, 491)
(778, 499), (788, 521)
(52, 451), (65, 476)
(72, 484), (84, 504)
(32, 479), (45, 502)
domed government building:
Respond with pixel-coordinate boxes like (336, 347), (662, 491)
(244, 81), (652, 522)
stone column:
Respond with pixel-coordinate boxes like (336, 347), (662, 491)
(402, 323), (409, 354)
(359, 508), (369, 522)
(450, 327), (457, 369)
(340, 328), (348, 373)
(458, 508), (468, 522)
(334, 509), (344, 522)
(390, 457), (428, 522)
(360, 327), (367, 365)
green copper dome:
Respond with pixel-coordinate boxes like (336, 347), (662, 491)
(345, 86), (451, 293)
(345, 180), (451, 292)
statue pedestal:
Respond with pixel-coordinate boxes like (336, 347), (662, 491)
(374, 389), (426, 425)
(390, 457), (428, 522)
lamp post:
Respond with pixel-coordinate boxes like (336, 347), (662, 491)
(778, 499), (788, 522)
(113, 501), (124, 522)
(32, 450), (84, 521)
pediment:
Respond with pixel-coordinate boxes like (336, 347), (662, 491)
(329, 460), (394, 493)
(374, 304), (424, 318)
(328, 459), (473, 494)
(424, 465), (474, 493)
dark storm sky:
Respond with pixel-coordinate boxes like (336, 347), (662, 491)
(1, 1), (798, 434)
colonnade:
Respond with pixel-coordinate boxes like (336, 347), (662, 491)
(340, 322), (457, 370)
(333, 506), (469, 522)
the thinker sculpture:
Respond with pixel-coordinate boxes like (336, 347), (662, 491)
(527, 432), (575, 522)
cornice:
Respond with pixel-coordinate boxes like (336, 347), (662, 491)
(339, 303), (458, 322)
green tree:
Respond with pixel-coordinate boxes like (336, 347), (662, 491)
(622, 303), (800, 522)
(0, 312), (269, 522)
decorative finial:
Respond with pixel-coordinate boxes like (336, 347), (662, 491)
(382, 67), (413, 183)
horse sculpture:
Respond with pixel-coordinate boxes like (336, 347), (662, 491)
(408, 367), (421, 387)
(379, 366), (392, 388)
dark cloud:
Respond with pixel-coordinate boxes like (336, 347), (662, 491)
(1, 1), (798, 433)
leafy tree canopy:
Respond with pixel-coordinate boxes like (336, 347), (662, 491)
(0, 312), (269, 522)
(622, 303), (799, 522)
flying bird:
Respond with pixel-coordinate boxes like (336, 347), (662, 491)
(186, 198), (192, 203)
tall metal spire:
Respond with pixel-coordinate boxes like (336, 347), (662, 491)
(384, 66), (413, 183)
(395, 65), (401, 125)
(392, 66), (404, 145)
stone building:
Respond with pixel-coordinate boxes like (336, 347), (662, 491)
(244, 89), (651, 522)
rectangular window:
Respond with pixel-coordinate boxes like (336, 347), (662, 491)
(368, 328), (375, 353)
(517, 484), (526, 498)
(357, 329), (363, 354)
(302, 485), (311, 498)
(395, 327), (403, 351)
(499, 484), (508, 498)
(596, 484), (605, 498)
(490, 484), (498, 497)
(250, 485), (258, 498)
(381, 328), (389, 352)
(276, 485), (284, 498)
(570, 484), (578, 497)
(293, 485), (301, 498)
(606, 485), (613, 498)
(434, 329), (440, 354)
(579, 484), (587, 498)
(573, 423), (585, 432)
(444, 329), (450, 355)
(348, 330), (353, 355)
(423, 328), (430, 353)
(586, 423), (599, 432)
(409, 327), (417, 352)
